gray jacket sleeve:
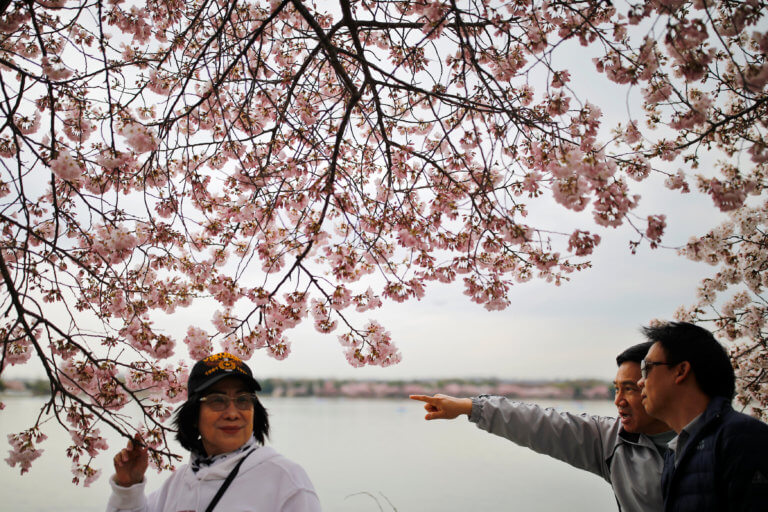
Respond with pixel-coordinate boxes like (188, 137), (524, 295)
(469, 395), (618, 482)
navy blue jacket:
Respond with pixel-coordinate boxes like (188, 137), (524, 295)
(661, 396), (768, 511)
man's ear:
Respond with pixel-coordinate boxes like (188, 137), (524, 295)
(674, 361), (692, 385)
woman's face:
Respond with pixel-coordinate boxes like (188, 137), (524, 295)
(198, 377), (254, 456)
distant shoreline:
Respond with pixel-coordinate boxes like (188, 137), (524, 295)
(1, 376), (612, 400)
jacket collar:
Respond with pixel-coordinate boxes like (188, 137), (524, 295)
(608, 425), (663, 465)
(190, 444), (280, 481)
(670, 395), (731, 465)
(191, 436), (258, 473)
(617, 428), (640, 443)
(687, 396), (730, 437)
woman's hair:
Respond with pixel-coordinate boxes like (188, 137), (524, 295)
(172, 393), (270, 453)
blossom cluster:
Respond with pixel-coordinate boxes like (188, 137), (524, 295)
(49, 152), (83, 183)
(88, 223), (139, 265)
(118, 122), (160, 154)
(5, 430), (46, 475)
(338, 321), (401, 368)
(677, 200), (768, 420)
(0, 326), (34, 370)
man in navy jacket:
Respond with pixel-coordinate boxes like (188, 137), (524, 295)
(638, 322), (768, 511)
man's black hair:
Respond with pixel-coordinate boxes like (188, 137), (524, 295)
(616, 341), (655, 366)
(173, 393), (270, 454)
(641, 321), (735, 399)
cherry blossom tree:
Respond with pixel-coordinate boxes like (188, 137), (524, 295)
(594, 0), (766, 421)
(676, 200), (767, 421)
(0, 0), (765, 483)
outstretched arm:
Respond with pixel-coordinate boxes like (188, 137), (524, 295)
(412, 394), (616, 481)
(410, 394), (473, 420)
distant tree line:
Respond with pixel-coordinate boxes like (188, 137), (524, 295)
(1, 377), (612, 400)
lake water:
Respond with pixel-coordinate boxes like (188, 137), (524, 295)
(0, 395), (619, 511)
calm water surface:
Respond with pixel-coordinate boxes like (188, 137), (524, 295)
(0, 395), (618, 511)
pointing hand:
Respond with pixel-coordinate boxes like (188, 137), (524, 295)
(409, 394), (472, 420)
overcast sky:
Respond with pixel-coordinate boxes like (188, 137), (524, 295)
(246, 187), (726, 382)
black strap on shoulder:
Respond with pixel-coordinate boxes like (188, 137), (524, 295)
(204, 448), (256, 512)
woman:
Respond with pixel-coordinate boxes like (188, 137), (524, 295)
(107, 352), (321, 512)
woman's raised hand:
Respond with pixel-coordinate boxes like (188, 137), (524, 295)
(113, 434), (148, 487)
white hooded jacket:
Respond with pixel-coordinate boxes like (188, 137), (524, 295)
(106, 445), (321, 512)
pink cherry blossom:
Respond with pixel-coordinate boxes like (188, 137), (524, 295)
(49, 152), (83, 182)
(567, 230), (602, 257)
(119, 121), (160, 154)
(184, 326), (212, 360)
(41, 56), (73, 80)
(645, 214), (667, 246)
(5, 430), (46, 475)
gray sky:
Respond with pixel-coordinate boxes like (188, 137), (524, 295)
(245, 189), (725, 381)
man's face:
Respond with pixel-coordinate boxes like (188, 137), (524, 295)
(614, 361), (668, 434)
(638, 342), (677, 423)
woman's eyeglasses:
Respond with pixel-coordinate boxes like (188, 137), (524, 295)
(199, 393), (256, 411)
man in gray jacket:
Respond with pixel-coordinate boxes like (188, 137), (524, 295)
(411, 342), (673, 512)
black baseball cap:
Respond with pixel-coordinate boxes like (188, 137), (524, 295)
(187, 352), (261, 394)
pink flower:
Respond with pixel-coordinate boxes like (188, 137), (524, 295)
(625, 155), (651, 182)
(623, 122), (642, 144)
(184, 326), (212, 360)
(1, 327), (35, 370)
(147, 70), (175, 96)
(552, 176), (590, 212)
(5, 431), (46, 475)
(41, 56), (73, 80)
(546, 91), (571, 116)
(338, 321), (401, 368)
(664, 169), (690, 192)
(16, 112), (40, 135)
(50, 152), (83, 182)
(0, 10), (29, 32)
(748, 142), (768, 164)
(551, 70), (571, 88)
(222, 335), (254, 360)
(119, 122), (159, 153)
(642, 83), (673, 104)
(69, 428), (108, 458)
(90, 224), (138, 264)
(314, 317), (338, 333)
(646, 214), (667, 245)
(707, 179), (747, 211)
(568, 230), (602, 256)
(267, 341), (291, 360)
(212, 310), (231, 333)
(354, 288), (382, 312)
